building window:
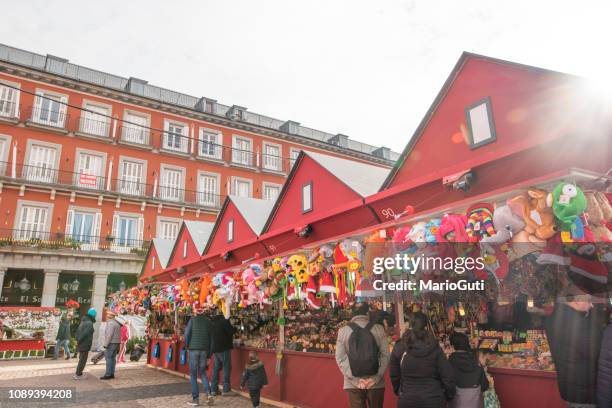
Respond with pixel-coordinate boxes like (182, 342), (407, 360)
(122, 111), (150, 145)
(32, 90), (67, 128)
(25, 143), (58, 183)
(302, 182), (312, 213)
(119, 158), (145, 196)
(112, 213), (144, 251)
(232, 136), (252, 166)
(152, 256), (156, 271)
(465, 97), (496, 148)
(198, 173), (219, 207)
(232, 177), (252, 198)
(158, 219), (180, 240)
(263, 142), (282, 171)
(183, 240), (188, 258)
(289, 148), (301, 168)
(75, 151), (104, 190)
(163, 120), (188, 153)
(0, 135), (11, 176)
(0, 81), (20, 119)
(159, 166), (184, 202)
(199, 129), (222, 160)
(227, 219), (234, 243)
(65, 209), (102, 248)
(263, 183), (281, 201)
(80, 102), (110, 137)
(15, 202), (50, 240)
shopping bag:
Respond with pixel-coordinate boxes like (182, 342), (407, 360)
(166, 345), (173, 362)
(483, 372), (501, 408)
(153, 343), (160, 358)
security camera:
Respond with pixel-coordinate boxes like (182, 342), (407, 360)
(452, 171), (476, 192)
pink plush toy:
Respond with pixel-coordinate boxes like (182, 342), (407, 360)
(436, 213), (469, 242)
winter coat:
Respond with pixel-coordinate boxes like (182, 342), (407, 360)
(104, 318), (122, 346)
(185, 314), (212, 352)
(335, 315), (390, 389)
(211, 315), (237, 353)
(448, 351), (488, 408)
(597, 324), (612, 408)
(389, 335), (456, 408)
(56, 318), (71, 341)
(545, 302), (605, 404)
(240, 359), (268, 391)
(75, 315), (96, 352)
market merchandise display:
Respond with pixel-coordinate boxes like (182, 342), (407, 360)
(0, 307), (61, 341)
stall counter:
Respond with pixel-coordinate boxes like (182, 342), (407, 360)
(489, 367), (565, 408)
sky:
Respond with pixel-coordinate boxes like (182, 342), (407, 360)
(2, 0), (612, 153)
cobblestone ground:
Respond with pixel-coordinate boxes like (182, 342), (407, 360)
(0, 358), (274, 408)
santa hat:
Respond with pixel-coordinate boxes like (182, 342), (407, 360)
(333, 243), (349, 264)
(305, 292), (321, 309)
(306, 275), (319, 294)
(319, 271), (336, 293)
(537, 233), (570, 266)
(568, 248), (609, 283)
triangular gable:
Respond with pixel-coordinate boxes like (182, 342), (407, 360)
(204, 196), (269, 255)
(166, 220), (214, 271)
(140, 238), (175, 282)
(263, 151), (388, 233)
(229, 195), (275, 235)
(382, 52), (583, 189)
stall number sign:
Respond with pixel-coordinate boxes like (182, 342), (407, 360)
(79, 173), (98, 186)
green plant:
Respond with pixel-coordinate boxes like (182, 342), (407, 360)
(129, 247), (148, 256)
(0, 351), (4, 359)
(37, 349), (45, 357)
(4, 351), (12, 359)
(126, 336), (146, 354)
(69, 337), (77, 352)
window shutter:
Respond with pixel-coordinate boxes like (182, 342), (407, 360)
(65, 209), (74, 237)
(59, 95), (68, 118)
(93, 212), (102, 245)
(33, 91), (43, 110)
(163, 121), (170, 148)
(112, 214), (119, 238)
(137, 217), (144, 244)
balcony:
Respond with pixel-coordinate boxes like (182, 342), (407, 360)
(162, 131), (190, 154)
(0, 228), (150, 255)
(78, 116), (110, 138)
(27, 105), (68, 129)
(119, 124), (151, 147)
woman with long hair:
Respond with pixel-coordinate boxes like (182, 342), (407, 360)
(389, 312), (455, 408)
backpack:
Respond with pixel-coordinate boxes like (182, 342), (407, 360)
(347, 322), (379, 377)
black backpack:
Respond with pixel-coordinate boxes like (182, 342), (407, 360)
(347, 322), (380, 377)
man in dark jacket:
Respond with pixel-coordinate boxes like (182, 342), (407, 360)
(545, 292), (606, 407)
(597, 321), (612, 408)
(73, 308), (96, 380)
(54, 314), (72, 360)
(185, 307), (213, 406)
(210, 311), (237, 396)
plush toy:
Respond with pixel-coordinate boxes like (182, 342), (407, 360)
(465, 203), (496, 242)
(424, 219), (441, 243)
(547, 183), (587, 242)
(436, 213), (469, 242)
(508, 188), (556, 243)
(392, 226), (413, 251)
(481, 205), (526, 244)
(407, 221), (428, 248)
(585, 191), (612, 241)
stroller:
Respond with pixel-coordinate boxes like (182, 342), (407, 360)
(130, 344), (146, 362)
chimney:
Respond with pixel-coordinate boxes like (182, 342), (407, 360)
(45, 54), (68, 75)
(372, 146), (391, 160)
(125, 77), (148, 96)
(280, 120), (300, 135)
(195, 97), (217, 114)
(328, 133), (349, 148)
(226, 105), (247, 121)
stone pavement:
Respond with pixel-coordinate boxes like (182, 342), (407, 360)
(0, 358), (274, 408)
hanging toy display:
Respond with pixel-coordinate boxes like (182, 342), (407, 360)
(548, 182), (587, 243)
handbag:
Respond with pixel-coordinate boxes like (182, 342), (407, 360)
(483, 372), (501, 408)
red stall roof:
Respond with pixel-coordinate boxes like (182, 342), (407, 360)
(162, 221), (215, 280)
(140, 238), (176, 283)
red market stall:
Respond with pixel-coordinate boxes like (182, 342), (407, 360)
(0, 306), (61, 360)
(138, 52), (611, 408)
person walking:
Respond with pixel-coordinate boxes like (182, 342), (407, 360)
(546, 294), (605, 407)
(210, 311), (237, 396)
(240, 350), (268, 408)
(447, 332), (488, 408)
(185, 306), (214, 406)
(54, 313), (72, 360)
(117, 311), (131, 364)
(335, 302), (390, 408)
(73, 308), (96, 380)
(389, 311), (455, 408)
(101, 310), (122, 380)
(597, 319), (612, 408)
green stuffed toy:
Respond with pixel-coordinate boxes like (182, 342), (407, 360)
(547, 182), (587, 241)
